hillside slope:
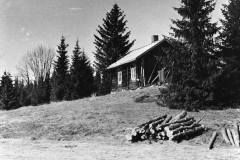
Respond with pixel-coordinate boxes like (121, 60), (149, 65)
(0, 86), (239, 146)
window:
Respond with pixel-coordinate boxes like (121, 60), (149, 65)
(131, 67), (136, 81)
(118, 71), (122, 84)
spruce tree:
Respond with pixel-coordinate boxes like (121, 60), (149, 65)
(51, 36), (69, 101)
(160, 0), (219, 110)
(70, 40), (94, 99)
(70, 39), (82, 99)
(94, 3), (135, 95)
(218, 0), (240, 104)
(0, 72), (19, 110)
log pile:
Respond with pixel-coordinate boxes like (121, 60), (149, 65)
(126, 111), (205, 142)
(220, 120), (240, 148)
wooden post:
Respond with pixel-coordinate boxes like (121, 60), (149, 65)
(233, 120), (240, 147)
(220, 128), (231, 145)
(141, 58), (145, 86)
(208, 131), (218, 149)
(226, 128), (235, 146)
(127, 66), (129, 89)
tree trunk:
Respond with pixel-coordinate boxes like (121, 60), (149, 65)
(165, 123), (201, 139)
(137, 114), (167, 128)
(167, 119), (195, 131)
(170, 125), (205, 141)
(149, 118), (165, 128)
(162, 115), (172, 124)
(157, 116), (194, 130)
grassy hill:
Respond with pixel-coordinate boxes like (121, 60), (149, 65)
(0, 86), (239, 147)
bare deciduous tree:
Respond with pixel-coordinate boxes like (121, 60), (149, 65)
(16, 45), (55, 84)
(16, 56), (30, 84)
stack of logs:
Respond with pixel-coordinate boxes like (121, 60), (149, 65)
(126, 111), (205, 142)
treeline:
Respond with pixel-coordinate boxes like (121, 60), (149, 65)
(0, 37), (94, 110)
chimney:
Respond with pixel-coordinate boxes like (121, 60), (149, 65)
(151, 35), (158, 43)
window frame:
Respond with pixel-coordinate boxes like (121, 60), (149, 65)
(131, 67), (136, 81)
(118, 71), (122, 84)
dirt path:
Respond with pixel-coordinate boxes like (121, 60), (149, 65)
(0, 138), (239, 160)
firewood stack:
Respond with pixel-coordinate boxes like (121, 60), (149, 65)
(126, 111), (206, 142)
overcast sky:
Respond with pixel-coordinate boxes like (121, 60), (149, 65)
(0, 0), (227, 76)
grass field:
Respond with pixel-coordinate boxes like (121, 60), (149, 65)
(0, 85), (239, 148)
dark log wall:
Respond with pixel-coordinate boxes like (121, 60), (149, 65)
(111, 69), (118, 91)
(110, 41), (170, 92)
(142, 41), (169, 85)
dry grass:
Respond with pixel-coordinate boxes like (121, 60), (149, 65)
(0, 86), (239, 148)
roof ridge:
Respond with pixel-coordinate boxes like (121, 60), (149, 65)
(128, 40), (161, 53)
(107, 38), (166, 69)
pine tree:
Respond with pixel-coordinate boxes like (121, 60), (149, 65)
(0, 72), (19, 110)
(70, 40), (82, 99)
(160, 0), (219, 110)
(218, 0), (240, 104)
(13, 77), (22, 108)
(51, 36), (69, 101)
(94, 3), (135, 95)
(70, 40), (94, 99)
(79, 50), (94, 97)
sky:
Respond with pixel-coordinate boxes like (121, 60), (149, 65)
(0, 0), (227, 77)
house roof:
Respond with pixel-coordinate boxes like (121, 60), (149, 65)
(107, 38), (166, 69)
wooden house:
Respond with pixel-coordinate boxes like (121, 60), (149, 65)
(107, 36), (171, 92)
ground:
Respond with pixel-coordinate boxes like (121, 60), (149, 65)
(0, 86), (240, 160)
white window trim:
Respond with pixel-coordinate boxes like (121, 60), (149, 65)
(118, 71), (122, 84)
(131, 67), (136, 81)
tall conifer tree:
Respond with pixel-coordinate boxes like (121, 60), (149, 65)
(0, 72), (19, 110)
(70, 40), (94, 99)
(94, 3), (135, 95)
(218, 0), (240, 104)
(51, 36), (69, 101)
(160, 0), (219, 110)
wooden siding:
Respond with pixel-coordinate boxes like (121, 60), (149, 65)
(110, 40), (169, 91)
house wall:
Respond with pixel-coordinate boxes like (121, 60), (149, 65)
(110, 40), (170, 92)
(110, 63), (139, 92)
(137, 40), (169, 86)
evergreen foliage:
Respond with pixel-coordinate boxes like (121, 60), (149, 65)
(16, 79), (31, 107)
(35, 75), (51, 105)
(217, 0), (240, 104)
(94, 3), (135, 95)
(0, 72), (19, 110)
(159, 0), (220, 110)
(70, 40), (94, 100)
(51, 36), (69, 101)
